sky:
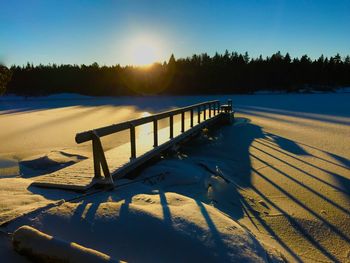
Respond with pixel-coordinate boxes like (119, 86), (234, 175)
(1, 0), (349, 66)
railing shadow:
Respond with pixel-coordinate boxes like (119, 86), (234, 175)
(29, 184), (226, 262)
(173, 117), (350, 262)
(0, 95), (213, 115)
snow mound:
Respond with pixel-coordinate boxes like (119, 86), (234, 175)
(138, 158), (244, 217)
(13, 225), (121, 263)
(28, 191), (281, 262)
(20, 151), (87, 177)
(0, 177), (79, 225)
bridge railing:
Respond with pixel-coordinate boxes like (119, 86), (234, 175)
(75, 100), (228, 183)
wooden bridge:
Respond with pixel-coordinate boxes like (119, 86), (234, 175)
(32, 99), (233, 191)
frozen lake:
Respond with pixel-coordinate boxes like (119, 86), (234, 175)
(1, 93), (349, 174)
(0, 92), (349, 262)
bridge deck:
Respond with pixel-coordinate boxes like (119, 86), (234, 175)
(32, 114), (222, 191)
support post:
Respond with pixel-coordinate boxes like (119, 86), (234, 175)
(190, 109), (194, 127)
(228, 99), (232, 112)
(91, 131), (112, 183)
(181, 112), (185, 132)
(130, 124), (136, 159)
(92, 137), (101, 179)
(209, 103), (212, 118)
(169, 115), (174, 139)
(197, 106), (201, 123)
(153, 119), (158, 147)
(204, 104), (206, 120)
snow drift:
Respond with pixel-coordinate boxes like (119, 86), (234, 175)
(13, 225), (121, 263)
(23, 188), (282, 263)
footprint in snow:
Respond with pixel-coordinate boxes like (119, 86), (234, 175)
(258, 200), (270, 210)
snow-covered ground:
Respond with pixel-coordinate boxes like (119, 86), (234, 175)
(0, 92), (349, 262)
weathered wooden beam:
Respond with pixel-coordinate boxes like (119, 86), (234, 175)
(181, 112), (185, 133)
(92, 131), (111, 181)
(169, 115), (174, 139)
(130, 124), (136, 159)
(153, 119), (158, 147)
(75, 100), (219, 143)
(197, 106), (201, 124)
(190, 109), (194, 127)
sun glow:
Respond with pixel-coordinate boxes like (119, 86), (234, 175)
(128, 36), (162, 67)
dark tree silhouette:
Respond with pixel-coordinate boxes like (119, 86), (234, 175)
(4, 51), (350, 96)
(0, 64), (12, 95)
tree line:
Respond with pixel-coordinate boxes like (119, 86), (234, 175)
(1, 51), (350, 96)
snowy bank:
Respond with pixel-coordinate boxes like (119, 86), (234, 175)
(21, 189), (281, 262)
(13, 225), (121, 263)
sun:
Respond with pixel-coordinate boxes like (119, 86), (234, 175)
(128, 36), (162, 66)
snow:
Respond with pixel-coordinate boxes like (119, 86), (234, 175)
(13, 225), (120, 263)
(0, 177), (79, 225)
(0, 92), (349, 262)
(0, 93), (93, 101)
(11, 186), (281, 262)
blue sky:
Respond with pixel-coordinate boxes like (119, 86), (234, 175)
(1, 0), (349, 66)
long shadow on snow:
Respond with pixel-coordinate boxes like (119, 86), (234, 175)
(29, 187), (233, 263)
(0, 95), (218, 115)
(26, 116), (350, 262)
(178, 117), (350, 262)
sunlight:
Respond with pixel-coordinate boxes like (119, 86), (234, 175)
(128, 36), (162, 66)
(138, 112), (152, 135)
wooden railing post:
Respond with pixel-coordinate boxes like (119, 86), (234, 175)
(91, 131), (112, 182)
(153, 119), (158, 147)
(169, 115), (174, 139)
(204, 104), (207, 120)
(209, 103), (212, 118)
(228, 99), (232, 112)
(190, 109), (194, 127)
(197, 106), (201, 123)
(181, 112), (185, 133)
(92, 136), (101, 179)
(130, 124), (136, 159)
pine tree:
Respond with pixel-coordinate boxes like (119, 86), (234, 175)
(0, 65), (12, 95)
(284, 53), (291, 64)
